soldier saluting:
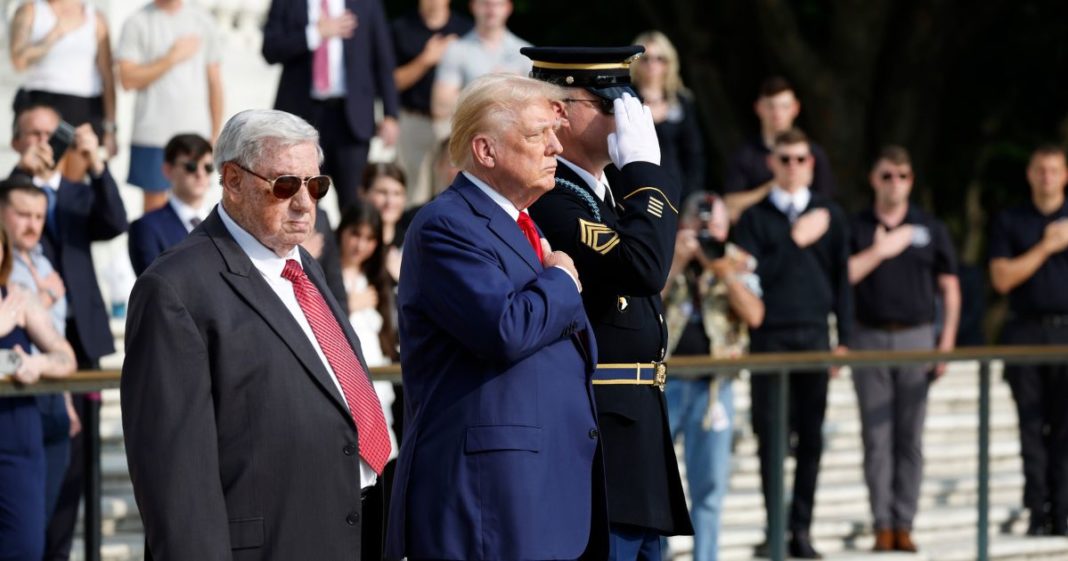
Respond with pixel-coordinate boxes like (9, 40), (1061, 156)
(526, 46), (693, 561)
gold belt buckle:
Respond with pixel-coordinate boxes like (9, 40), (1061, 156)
(654, 362), (667, 391)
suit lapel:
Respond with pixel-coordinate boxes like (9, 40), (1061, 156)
(160, 204), (189, 247)
(453, 176), (542, 274)
(203, 211), (352, 419)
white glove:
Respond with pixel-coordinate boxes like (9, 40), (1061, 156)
(606, 93), (661, 168)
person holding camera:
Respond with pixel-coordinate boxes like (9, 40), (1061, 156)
(662, 192), (763, 561)
(8, 102), (128, 559)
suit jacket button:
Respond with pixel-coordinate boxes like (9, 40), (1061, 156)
(343, 444), (357, 456)
(588, 428), (599, 439)
(346, 511), (360, 525)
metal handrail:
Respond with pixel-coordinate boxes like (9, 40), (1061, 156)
(4, 345), (1068, 561)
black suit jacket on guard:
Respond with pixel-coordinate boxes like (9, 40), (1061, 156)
(121, 209), (374, 560)
(530, 160), (694, 536)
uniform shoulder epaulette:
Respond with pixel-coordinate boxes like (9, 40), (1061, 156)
(554, 177), (602, 222)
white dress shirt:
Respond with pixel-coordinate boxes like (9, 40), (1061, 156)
(557, 156), (615, 207)
(769, 185), (811, 216)
(169, 197), (208, 233)
(218, 204), (376, 489)
(304, 0), (347, 99)
(463, 172), (580, 290)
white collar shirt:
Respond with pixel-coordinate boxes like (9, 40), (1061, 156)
(769, 185), (812, 215)
(557, 156), (614, 206)
(218, 203), (376, 489)
(169, 197), (208, 233)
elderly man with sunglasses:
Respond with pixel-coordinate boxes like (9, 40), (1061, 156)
(731, 127), (852, 559)
(123, 108), (391, 560)
(128, 134), (214, 275)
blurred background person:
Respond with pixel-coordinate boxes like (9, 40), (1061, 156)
(0, 175), (77, 540)
(848, 145), (960, 552)
(430, 0), (530, 135)
(398, 136), (460, 234)
(723, 77), (836, 222)
(337, 200), (398, 368)
(8, 0), (118, 180)
(128, 133), (212, 276)
(391, 0), (471, 205)
(631, 31), (705, 202)
(0, 222), (77, 561)
(662, 192), (763, 561)
(263, 0), (400, 214)
(9, 102), (128, 561)
(116, 0), (224, 213)
(989, 144), (1068, 537)
(359, 162), (407, 282)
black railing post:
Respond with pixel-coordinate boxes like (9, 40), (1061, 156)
(85, 398), (102, 561)
(978, 360), (991, 561)
(768, 368), (789, 561)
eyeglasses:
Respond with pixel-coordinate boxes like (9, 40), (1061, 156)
(562, 97), (614, 116)
(178, 160), (214, 174)
(231, 162), (332, 200)
(777, 154), (810, 165)
(879, 171), (912, 181)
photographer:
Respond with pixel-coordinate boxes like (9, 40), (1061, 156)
(8, 101), (127, 559)
(662, 192), (763, 561)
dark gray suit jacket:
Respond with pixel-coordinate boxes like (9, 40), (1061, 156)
(121, 208), (372, 560)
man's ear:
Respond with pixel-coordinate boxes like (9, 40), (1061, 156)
(221, 162), (243, 193)
(472, 135), (496, 168)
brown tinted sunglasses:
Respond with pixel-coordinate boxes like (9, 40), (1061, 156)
(231, 162), (332, 200)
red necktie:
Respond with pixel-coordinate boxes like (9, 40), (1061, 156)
(312, 0), (331, 93)
(517, 212), (544, 264)
(281, 259), (391, 474)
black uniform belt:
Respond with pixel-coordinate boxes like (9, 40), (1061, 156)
(592, 362), (667, 390)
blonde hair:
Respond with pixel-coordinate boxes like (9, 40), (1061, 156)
(449, 73), (564, 170)
(631, 30), (686, 103)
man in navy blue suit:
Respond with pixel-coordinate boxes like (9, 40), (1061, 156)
(263, 0), (400, 213)
(128, 134), (213, 276)
(385, 73), (608, 561)
(9, 102), (128, 559)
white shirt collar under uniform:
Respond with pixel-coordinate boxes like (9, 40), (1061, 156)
(557, 156), (613, 205)
(32, 171), (62, 191)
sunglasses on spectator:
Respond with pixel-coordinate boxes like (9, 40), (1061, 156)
(777, 154), (810, 165)
(563, 97), (614, 116)
(231, 162), (332, 200)
(879, 171), (912, 181)
(178, 160), (214, 174)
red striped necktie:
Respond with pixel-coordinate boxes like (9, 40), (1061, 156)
(517, 212), (544, 264)
(281, 259), (391, 474)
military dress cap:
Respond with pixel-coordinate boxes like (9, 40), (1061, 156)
(520, 45), (645, 102)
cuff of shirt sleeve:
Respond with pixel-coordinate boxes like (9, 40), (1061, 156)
(553, 265), (580, 292)
(305, 24), (322, 51)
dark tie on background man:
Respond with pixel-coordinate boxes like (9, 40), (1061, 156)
(517, 212), (544, 264)
(281, 259), (391, 473)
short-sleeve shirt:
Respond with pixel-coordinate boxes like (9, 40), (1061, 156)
(850, 205), (958, 326)
(391, 11), (473, 114)
(434, 29), (531, 89)
(989, 199), (1068, 316)
(116, 2), (221, 147)
(723, 136), (837, 199)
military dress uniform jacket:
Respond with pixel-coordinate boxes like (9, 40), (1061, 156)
(530, 160), (693, 535)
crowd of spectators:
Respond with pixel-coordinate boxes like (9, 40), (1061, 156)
(1, 0), (1067, 559)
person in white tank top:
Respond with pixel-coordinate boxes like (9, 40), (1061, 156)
(8, 0), (117, 159)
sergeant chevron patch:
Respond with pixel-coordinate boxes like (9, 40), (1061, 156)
(578, 218), (621, 254)
(648, 197), (664, 217)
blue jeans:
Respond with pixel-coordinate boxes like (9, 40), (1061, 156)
(664, 377), (734, 561)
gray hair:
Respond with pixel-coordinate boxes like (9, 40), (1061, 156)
(214, 109), (324, 176)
